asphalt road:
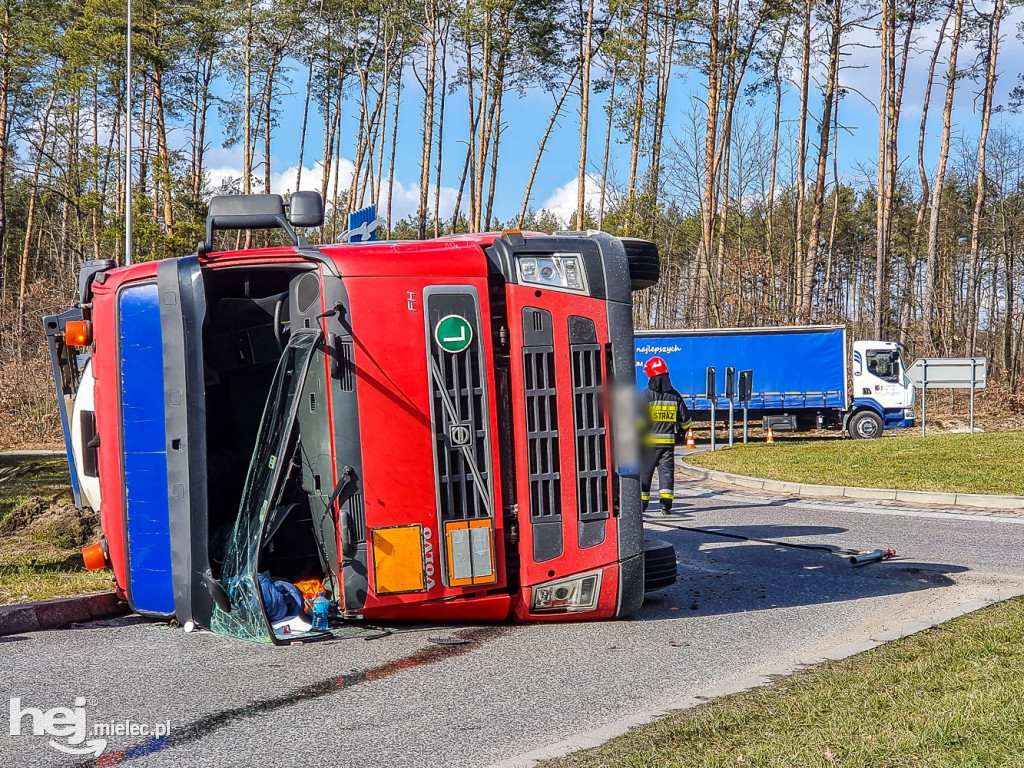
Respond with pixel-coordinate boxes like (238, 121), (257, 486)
(4, 473), (1024, 768)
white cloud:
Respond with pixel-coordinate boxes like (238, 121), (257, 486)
(203, 156), (459, 224)
(539, 173), (608, 227)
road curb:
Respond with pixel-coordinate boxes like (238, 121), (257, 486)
(0, 592), (128, 636)
(676, 458), (1024, 511)
(491, 584), (1024, 768)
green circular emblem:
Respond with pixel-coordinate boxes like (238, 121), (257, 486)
(434, 314), (474, 354)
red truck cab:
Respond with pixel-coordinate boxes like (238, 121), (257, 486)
(44, 192), (674, 644)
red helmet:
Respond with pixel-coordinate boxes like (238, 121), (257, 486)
(644, 356), (669, 377)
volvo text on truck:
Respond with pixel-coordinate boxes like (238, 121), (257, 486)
(635, 325), (916, 439)
(44, 193), (676, 645)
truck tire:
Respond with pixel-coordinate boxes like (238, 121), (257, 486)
(849, 409), (883, 439)
(621, 238), (660, 291)
(643, 538), (677, 592)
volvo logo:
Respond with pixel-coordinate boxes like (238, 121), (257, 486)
(448, 424), (472, 447)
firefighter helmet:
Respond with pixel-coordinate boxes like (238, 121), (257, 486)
(644, 356), (669, 377)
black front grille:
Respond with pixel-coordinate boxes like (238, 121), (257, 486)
(522, 308), (562, 561)
(571, 345), (609, 520)
(426, 292), (492, 521)
(523, 348), (561, 519)
(569, 316), (609, 549)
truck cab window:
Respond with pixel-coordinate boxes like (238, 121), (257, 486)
(865, 350), (899, 383)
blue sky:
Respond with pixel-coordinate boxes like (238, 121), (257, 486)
(199, 4), (1024, 227)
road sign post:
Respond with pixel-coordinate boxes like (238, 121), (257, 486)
(706, 366), (716, 451)
(970, 358), (977, 433)
(725, 367), (736, 448)
(921, 359), (927, 436)
(738, 370), (753, 443)
(906, 357), (986, 437)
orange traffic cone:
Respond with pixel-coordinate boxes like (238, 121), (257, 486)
(685, 428), (696, 450)
(766, 426), (775, 444)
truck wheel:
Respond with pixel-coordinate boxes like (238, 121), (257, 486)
(643, 538), (677, 592)
(621, 238), (660, 291)
(849, 410), (883, 439)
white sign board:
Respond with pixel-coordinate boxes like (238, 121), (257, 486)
(906, 357), (986, 390)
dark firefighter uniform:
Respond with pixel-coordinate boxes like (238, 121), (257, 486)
(639, 358), (691, 513)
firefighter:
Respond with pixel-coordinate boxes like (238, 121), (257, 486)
(639, 356), (691, 514)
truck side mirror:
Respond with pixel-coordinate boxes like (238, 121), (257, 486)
(288, 191), (324, 228)
(738, 370), (753, 402)
(725, 367), (736, 399)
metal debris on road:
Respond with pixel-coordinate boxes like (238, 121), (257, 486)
(850, 549), (897, 566)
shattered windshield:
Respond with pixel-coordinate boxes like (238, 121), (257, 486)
(211, 331), (319, 644)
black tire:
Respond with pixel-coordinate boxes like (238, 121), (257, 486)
(849, 409), (883, 439)
(643, 538), (677, 593)
(620, 237), (660, 291)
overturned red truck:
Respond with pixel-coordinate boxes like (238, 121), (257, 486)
(44, 192), (675, 644)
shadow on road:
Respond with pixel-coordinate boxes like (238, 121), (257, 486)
(638, 517), (969, 621)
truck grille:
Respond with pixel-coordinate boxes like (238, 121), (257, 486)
(523, 348), (561, 520)
(522, 308), (562, 561)
(426, 291), (492, 521)
(569, 316), (609, 549)
(571, 347), (608, 519)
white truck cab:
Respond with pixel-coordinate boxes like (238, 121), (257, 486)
(848, 340), (916, 438)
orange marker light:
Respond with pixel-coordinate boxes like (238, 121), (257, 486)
(65, 320), (92, 347)
(82, 540), (109, 571)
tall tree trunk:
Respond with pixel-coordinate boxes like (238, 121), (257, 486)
(793, 0), (811, 318)
(800, 0), (842, 323)
(966, 0), (1005, 354)
(152, 64), (175, 240)
(472, 11), (493, 232)
(417, 0), (437, 239)
(901, 5), (949, 347)
(764, 17), (790, 323)
(924, 0), (965, 351)
(519, 67), (580, 226)
(192, 50), (214, 204)
(697, 0), (721, 325)
(484, 85), (503, 229)
(647, 0), (676, 238)
(576, 0), (594, 228)
(597, 52), (619, 231)
(0, 1), (10, 269)
(386, 65), (403, 233)
(433, 26), (448, 237)
(625, 0), (650, 233)
(296, 52), (316, 191)
(17, 83), (58, 339)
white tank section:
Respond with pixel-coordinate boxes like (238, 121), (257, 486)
(70, 360), (102, 511)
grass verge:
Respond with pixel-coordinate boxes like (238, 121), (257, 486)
(0, 456), (111, 603)
(688, 431), (1024, 495)
(547, 597), (1024, 768)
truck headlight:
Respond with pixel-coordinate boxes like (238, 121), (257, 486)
(530, 571), (602, 613)
(904, 408), (915, 419)
(516, 253), (588, 293)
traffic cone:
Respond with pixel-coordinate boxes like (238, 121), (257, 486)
(685, 428), (696, 450)
(766, 426), (775, 444)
